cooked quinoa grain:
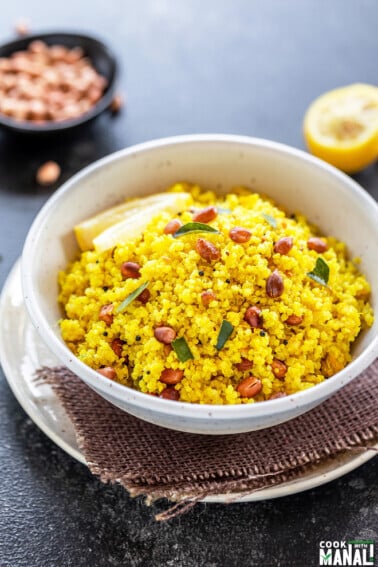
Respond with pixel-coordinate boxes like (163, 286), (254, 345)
(58, 183), (374, 405)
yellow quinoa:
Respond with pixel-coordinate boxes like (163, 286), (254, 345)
(58, 183), (373, 404)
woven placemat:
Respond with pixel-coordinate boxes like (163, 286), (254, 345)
(36, 360), (377, 520)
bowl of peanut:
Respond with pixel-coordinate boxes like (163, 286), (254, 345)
(0, 32), (117, 134)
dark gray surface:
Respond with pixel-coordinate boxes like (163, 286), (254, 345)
(0, 1), (377, 566)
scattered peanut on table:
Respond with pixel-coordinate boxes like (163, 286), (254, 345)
(109, 94), (123, 113)
(15, 20), (30, 36)
(36, 161), (61, 186)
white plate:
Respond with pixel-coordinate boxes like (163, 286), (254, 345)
(0, 260), (376, 503)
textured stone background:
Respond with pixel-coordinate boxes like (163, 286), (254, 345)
(0, 1), (377, 565)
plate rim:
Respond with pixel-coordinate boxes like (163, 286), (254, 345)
(0, 259), (376, 504)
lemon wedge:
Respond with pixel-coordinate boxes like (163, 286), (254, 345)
(93, 192), (192, 252)
(303, 83), (378, 173)
(75, 193), (189, 251)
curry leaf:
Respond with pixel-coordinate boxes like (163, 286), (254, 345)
(262, 213), (277, 228)
(216, 320), (234, 350)
(173, 222), (220, 237)
(116, 281), (150, 313)
(172, 337), (194, 362)
(307, 258), (330, 286)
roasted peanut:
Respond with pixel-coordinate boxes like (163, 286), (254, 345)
(164, 218), (182, 234)
(160, 386), (180, 401)
(163, 344), (173, 356)
(321, 352), (344, 378)
(235, 358), (253, 372)
(274, 236), (293, 255)
(29, 99), (47, 120)
(15, 20), (30, 36)
(65, 47), (84, 63)
(99, 303), (114, 326)
(36, 161), (61, 186)
(29, 40), (48, 54)
(307, 237), (328, 253)
(111, 338), (125, 357)
(271, 359), (287, 378)
(192, 206), (217, 223)
(109, 94), (123, 113)
(201, 290), (217, 306)
(87, 85), (102, 104)
(195, 238), (220, 263)
(286, 314), (303, 326)
(154, 326), (176, 344)
(160, 368), (184, 385)
(266, 270), (284, 298)
(137, 288), (151, 304)
(97, 367), (117, 380)
(49, 45), (69, 62)
(237, 376), (262, 398)
(244, 306), (263, 328)
(121, 261), (141, 279)
(229, 227), (252, 243)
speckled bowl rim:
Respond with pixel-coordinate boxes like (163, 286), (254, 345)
(21, 135), (378, 420)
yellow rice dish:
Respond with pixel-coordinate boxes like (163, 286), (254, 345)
(58, 184), (373, 405)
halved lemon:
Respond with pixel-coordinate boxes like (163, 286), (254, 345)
(75, 193), (190, 251)
(303, 83), (378, 173)
(93, 192), (192, 252)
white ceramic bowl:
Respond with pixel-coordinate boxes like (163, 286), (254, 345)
(22, 135), (378, 434)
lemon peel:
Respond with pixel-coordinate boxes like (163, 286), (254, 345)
(303, 83), (378, 173)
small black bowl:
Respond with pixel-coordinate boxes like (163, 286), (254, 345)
(0, 31), (118, 135)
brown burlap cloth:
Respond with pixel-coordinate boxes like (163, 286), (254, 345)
(36, 360), (378, 520)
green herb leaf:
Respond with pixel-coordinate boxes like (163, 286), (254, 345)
(262, 213), (277, 228)
(217, 206), (231, 214)
(307, 258), (330, 286)
(173, 222), (220, 237)
(216, 320), (234, 350)
(116, 281), (150, 313)
(172, 337), (194, 362)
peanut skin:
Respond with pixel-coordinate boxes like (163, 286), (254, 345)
(160, 369), (184, 385)
(154, 326), (177, 344)
(192, 206), (217, 223)
(237, 377), (262, 398)
(195, 238), (220, 263)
